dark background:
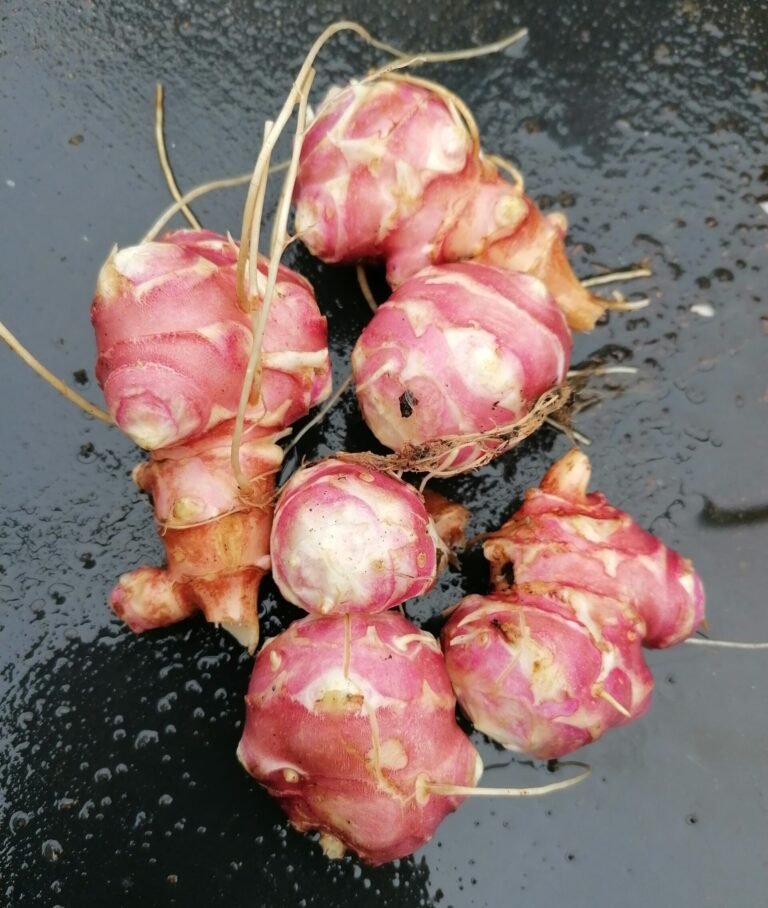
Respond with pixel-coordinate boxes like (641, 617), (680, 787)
(1, 1), (767, 905)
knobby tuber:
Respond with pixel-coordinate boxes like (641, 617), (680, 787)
(237, 611), (483, 864)
(92, 229), (332, 646)
(351, 263), (571, 471)
(442, 450), (705, 759)
(483, 449), (705, 648)
(294, 76), (610, 331)
(271, 459), (444, 616)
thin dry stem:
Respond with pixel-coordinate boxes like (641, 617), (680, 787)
(356, 265), (378, 313)
(0, 321), (113, 425)
(283, 373), (354, 458)
(231, 69), (315, 487)
(602, 295), (651, 312)
(154, 84), (201, 230)
(240, 118), (274, 311)
(581, 267), (652, 288)
(378, 27), (528, 64)
(359, 54), (427, 85)
(684, 638), (768, 650)
(424, 760), (590, 798)
(567, 365), (638, 377)
(595, 688), (632, 718)
(487, 153), (525, 190)
(142, 173), (252, 242)
(142, 162), (290, 243)
(544, 416), (592, 447)
(325, 23), (528, 69)
(336, 385), (571, 477)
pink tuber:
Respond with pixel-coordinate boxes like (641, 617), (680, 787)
(442, 585), (654, 759)
(483, 449), (706, 648)
(92, 229), (331, 450)
(110, 421), (282, 650)
(237, 611), (483, 864)
(270, 459), (444, 616)
(351, 263), (571, 471)
(294, 77), (606, 331)
(440, 449), (705, 759)
(91, 228), (333, 645)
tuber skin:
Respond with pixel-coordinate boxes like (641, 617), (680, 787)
(237, 611), (483, 865)
(442, 585), (654, 760)
(110, 421), (282, 651)
(351, 263), (571, 470)
(92, 228), (332, 450)
(270, 459), (444, 616)
(294, 78), (605, 331)
(483, 449), (706, 648)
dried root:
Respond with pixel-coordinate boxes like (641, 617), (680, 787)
(337, 384), (572, 477)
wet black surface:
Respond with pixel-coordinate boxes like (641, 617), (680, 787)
(1, 1), (767, 905)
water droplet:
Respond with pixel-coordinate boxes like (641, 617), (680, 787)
(94, 767), (112, 783)
(690, 302), (715, 318)
(134, 729), (159, 749)
(42, 839), (64, 862)
(10, 811), (31, 833)
(158, 794), (173, 807)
